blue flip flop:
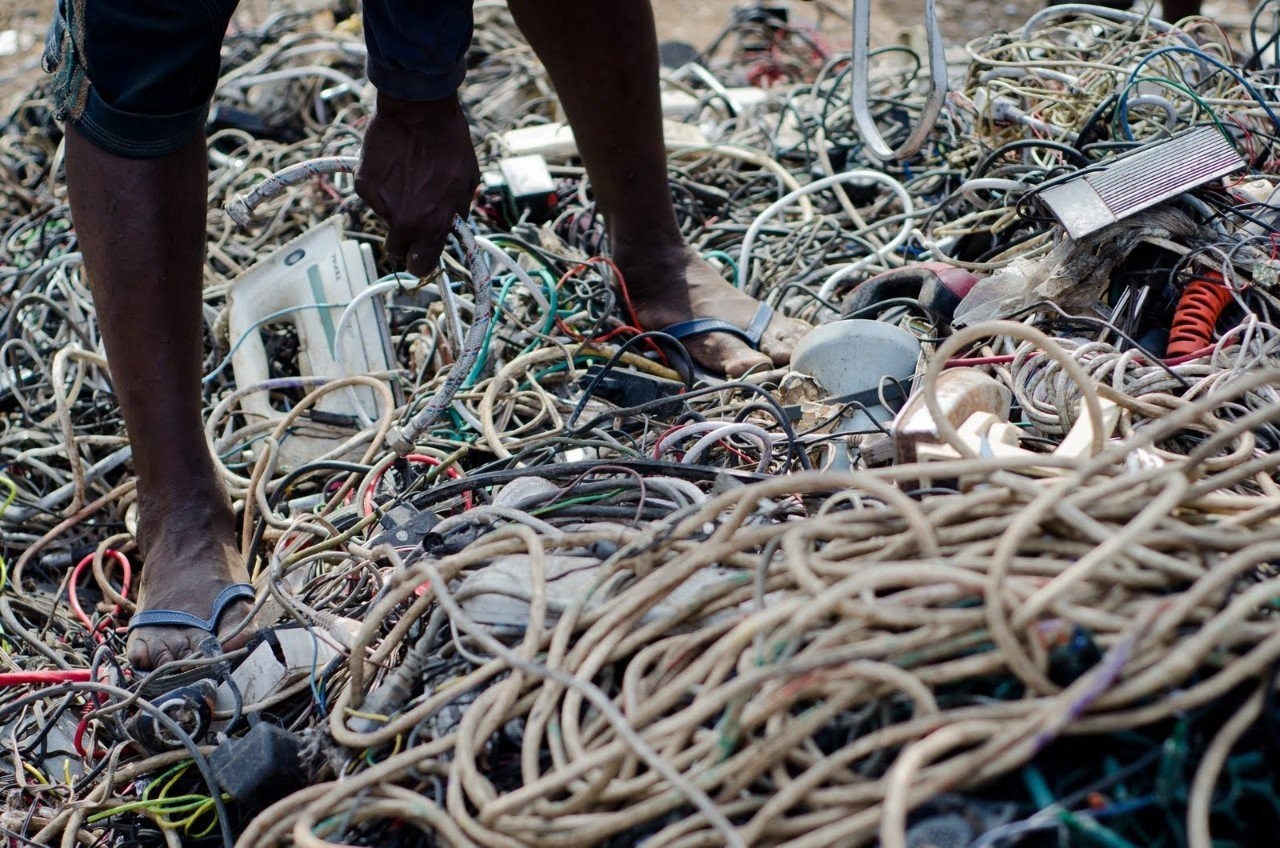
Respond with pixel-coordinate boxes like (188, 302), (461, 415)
(662, 302), (774, 349)
(128, 583), (255, 634)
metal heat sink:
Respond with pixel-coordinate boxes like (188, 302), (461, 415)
(1038, 126), (1245, 239)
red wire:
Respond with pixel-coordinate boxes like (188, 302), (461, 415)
(719, 441), (759, 466)
(68, 550), (132, 643)
(554, 257), (668, 362)
(946, 345), (1219, 370)
(558, 257), (641, 325)
(652, 422), (757, 467)
(362, 454), (472, 516)
(1162, 345), (1215, 366)
(653, 423), (691, 459)
(944, 354), (1016, 367)
(1167, 273), (1233, 357)
(73, 713), (94, 759)
(0, 670), (91, 686)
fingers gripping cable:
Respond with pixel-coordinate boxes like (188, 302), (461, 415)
(225, 155), (494, 455)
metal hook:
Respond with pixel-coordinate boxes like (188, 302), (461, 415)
(850, 0), (948, 161)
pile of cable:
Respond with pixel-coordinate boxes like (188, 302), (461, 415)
(218, 345), (1280, 848)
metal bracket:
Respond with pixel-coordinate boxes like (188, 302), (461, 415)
(851, 0), (948, 161)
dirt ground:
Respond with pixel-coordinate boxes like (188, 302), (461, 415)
(648, 0), (1041, 47)
(0, 0), (1260, 97)
(0, 0), (1073, 86)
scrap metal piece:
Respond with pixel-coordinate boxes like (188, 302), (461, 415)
(851, 0), (947, 161)
(1038, 126), (1244, 239)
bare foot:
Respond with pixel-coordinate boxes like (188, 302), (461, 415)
(126, 486), (254, 670)
(617, 246), (811, 377)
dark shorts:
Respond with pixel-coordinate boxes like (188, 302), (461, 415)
(43, 0), (473, 159)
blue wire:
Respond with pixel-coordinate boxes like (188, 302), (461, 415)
(203, 301), (351, 385)
(308, 627), (327, 713)
(1117, 46), (1280, 140)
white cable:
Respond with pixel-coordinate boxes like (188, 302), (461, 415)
(218, 66), (364, 95)
(333, 279), (401, 426)
(655, 421), (775, 473)
(422, 561), (747, 848)
(668, 143), (817, 221)
(736, 171), (916, 293)
(653, 420), (736, 458)
(681, 423), (776, 473)
(474, 235), (552, 313)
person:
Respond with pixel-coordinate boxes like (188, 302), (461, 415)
(44, 0), (810, 669)
(1047, 0), (1203, 20)
(1160, 0), (1203, 20)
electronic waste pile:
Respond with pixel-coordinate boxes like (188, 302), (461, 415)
(4, 2), (1280, 846)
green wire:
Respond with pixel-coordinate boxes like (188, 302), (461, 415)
(82, 758), (225, 837)
(464, 268), (559, 387)
(1057, 809), (1141, 848)
(526, 354), (606, 387)
(0, 476), (15, 517)
(146, 760), (193, 800)
(1024, 764), (1143, 848)
(1023, 764), (1054, 808)
(85, 795), (215, 823)
(702, 250), (740, 286)
(1111, 75), (1231, 142)
(529, 489), (624, 516)
(0, 476), (16, 594)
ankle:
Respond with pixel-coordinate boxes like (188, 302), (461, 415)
(136, 481), (234, 543)
(614, 244), (693, 302)
(611, 225), (685, 261)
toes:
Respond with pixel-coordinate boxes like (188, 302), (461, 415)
(683, 333), (771, 378)
(724, 349), (773, 378)
(145, 640), (176, 671)
(761, 316), (814, 367)
(696, 338), (762, 379)
(126, 627), (210, 671)
(126, 633), (151, 670)
(126, 604), (255, 672)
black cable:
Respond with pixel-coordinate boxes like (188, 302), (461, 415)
(571, 380), (812, 470)
(0, 682), (234, 848)
(566, 330), (696, 429)
(408, 457), (769, 511)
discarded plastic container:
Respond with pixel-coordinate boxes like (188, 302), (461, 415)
(891, 368), (1012, 463)
(790, 318), (922, 434)
(225, 217), (397, 465)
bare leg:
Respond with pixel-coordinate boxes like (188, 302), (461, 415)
(65, 127), (251, 669)
(505, 0), (809, 377)
(1161, 0), (1202, 20)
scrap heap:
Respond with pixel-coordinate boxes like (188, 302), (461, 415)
(2, 3), (1280, 846)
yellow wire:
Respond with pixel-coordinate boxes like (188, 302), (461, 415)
(86, 796), (210, 826)
(0, 476), (15, 594)
(0, 473), (15, 594)
(0, 476), (15, 516)
(172, 799), (220, 838)
(21, 762), (47, 785)
(126, 758), (225, 837)
(146, 760), (192, 801)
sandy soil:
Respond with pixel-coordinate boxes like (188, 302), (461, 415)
(0, 0), (1261, 98)
(648, 0), (1042, 48)
(0, 0), (1053, 83)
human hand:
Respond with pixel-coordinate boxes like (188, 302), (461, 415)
(355, 92), (479, 276)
